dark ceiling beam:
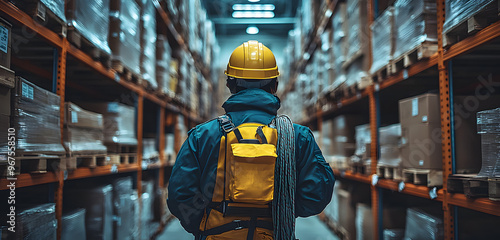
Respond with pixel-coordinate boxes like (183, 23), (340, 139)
(211, 17), (296, 25)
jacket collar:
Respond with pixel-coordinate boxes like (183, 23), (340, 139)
(222, 89), (281, 115)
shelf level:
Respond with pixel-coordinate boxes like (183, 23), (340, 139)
(67, 164), (139, 180)
(448, 193), (500, 217)
(0, 172), (59, 190)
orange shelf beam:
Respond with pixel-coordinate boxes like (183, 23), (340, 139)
(0, 1), (63, 48)
(448, 193), (500, 217)
(67, 164), (139, 180)
(0, 173), (59, 190)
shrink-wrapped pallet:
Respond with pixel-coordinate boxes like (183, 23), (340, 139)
(345, 0), (368, 61)
(109, 0), (141, 75)
(443, 0), (497, 34)
(12, 77), (65, 154)
(477, 107), (500, 178)
(378, 124), (402, 167)
(156, 35), (175, 96)
(66, 0), (111, 54)
(331, 2), (347, 89)
(62, 209), (87, 240)
(0, 204), (57, 240)
(140, 0), (157, 89)
(370, 7), (395, 74)
(112, 177), (135, 240)
(403, 208), (443, 240)
(354, 124), (371, 161)
(64, 102), (107, 154)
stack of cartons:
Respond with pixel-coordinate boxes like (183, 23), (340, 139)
(139, 0), (157, 90)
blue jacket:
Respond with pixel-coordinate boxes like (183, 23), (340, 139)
(167, 89), (335, 235)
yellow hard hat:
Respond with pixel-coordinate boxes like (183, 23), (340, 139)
(224, 40), (280, 80)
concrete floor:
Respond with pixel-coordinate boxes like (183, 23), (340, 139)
(157, 215), (339, 240)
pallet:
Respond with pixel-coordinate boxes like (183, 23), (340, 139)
(0, 153), (65, 176)
(371, 63), (392, 83)
(402, 168), (443, 187)
(12, 0), (67, 37)
(104, 143), (138, 154)
(390, 42), (438, 74)
(463, 177), (489, 198)
(443, 0), (500, 48)
(67, 26), (111, 67)
(111, 60), (143, 85)
(348, 161), (370, 175)
(68, 152), (108, 169)
(489, 178), (500, 201)
(447, 174), (477, 193)
(377, 165), (403, 181)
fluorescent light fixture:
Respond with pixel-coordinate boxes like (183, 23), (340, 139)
(232, 11), (275, 18)
(233, 4), (275, 11)
(248, 0), (260, 2)
(246, 26), (259, 34)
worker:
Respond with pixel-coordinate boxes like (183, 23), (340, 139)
(167, 40), (335, 240)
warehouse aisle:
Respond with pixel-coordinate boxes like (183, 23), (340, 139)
(157, 216), (339, 239)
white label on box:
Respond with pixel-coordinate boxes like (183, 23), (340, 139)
(71, 111), (78, 123)
(412, 98), (418, 116)
(107, 102), (119, 113)
(21, 82), (34, 100)
(422, 115), (428, 122)
(419, 160), (424, 166)
(0, 25), (8, 53)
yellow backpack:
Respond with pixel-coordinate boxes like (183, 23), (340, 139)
(199, 115), (277, 240)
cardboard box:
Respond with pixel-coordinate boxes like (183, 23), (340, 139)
(0, 17), (12, 69)
(332, 115), (365, 157)
(0, 86), (10, 116)
(379, 124), (402, 167)
(399, 94), (442, 169)
(0, 64), (14, 88)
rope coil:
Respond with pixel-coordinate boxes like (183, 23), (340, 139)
(273, 115), (296, 240)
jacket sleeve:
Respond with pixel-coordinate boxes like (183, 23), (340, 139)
(295, 126), (336, 217)
(167, 128), (207, 235)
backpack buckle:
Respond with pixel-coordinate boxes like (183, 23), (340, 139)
(233, 220), (243, 230)
(218, 115), (235, 133)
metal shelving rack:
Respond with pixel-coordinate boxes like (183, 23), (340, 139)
(0, 1), (210, 239)
(285, 0), (500, 239)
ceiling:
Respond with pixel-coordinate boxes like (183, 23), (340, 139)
(201, 0), (301, 37)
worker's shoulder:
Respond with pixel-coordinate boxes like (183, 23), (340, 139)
(188, 118), (221, 137)
(292, 123), (315, 140)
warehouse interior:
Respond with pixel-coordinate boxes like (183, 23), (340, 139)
(1, 0), (500, 239)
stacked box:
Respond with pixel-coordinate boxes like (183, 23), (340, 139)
(394, 0), (437, 59)
(141, 180), (155, 239)
(477, 107), (500, 178)
(66, 0), (111, 54)
(9, 0), (66, 25)
(12, 78), (65, 154)
(378, 124), (402, 167)
(165, 133), (176, 165)
(399, 94), (442, 169)
(0, 17), (15, 89)
(383, 229), (405, 240)
(443, 0), (497, 35)
(65, 185), (113, 240)
(156, 35), (174, 96)
(64, 102), (107, 154)
(337, 188), (356, 240)
(62, 209), (87, 240)
(331, 3), (347, 89)
(356, 203), (374, 240)
(370, 7), (395, 74)
(109, 0), (141, 75)
(78, 102), (137, 145)
(332, 115), (364, 158)
(0, 204), (57, 240)
(139, 0), (157, 89)
(143, 138), (159, 166)
(112, 177), (135, 240)
(0, 84), (10, 154)
(345, 0), (368, 61)
(403, 208), (443, 240)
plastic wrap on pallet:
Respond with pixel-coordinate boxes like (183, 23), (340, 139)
(370, 7), (394, 74)
(356, 203), (374, 240)
(141, 181), (154, 239)
(404, 208), (443, 240)
(0, 203), (56, 240)
(394, 0), (437, 58)
(110, 0), (141, 75)
(143, 138), (159, 161)
(140, 0), (157, 89)
(477, 107), (500, 178)
(65, 185), (113, 240)
(112, 177), (134, 240)
(40, 0), (66, 22)
(378, 124), (402, 167)
(68, 0), (111, 54)
(345, 58), (368, 87)
(331, 2), (347, 88)
(443, 0), (496, 34)
(354, 124), (371, 160)
(12, 78), (65, 153)
(78, 102), (138, 145)
(383, 229), (405, 240)
(346, 0), (368, 61)
(156, 35), (174, 95)
(62, 209), (86, 240)
(64, 102), (107, 153)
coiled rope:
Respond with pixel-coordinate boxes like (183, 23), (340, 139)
(273, 115), (296, 240)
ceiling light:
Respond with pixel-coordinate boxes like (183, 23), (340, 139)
(232, 11), (275, 18)
(233, 4), (275, 11)
(248, 0), (261, 2)
(246, 26), (259, 34)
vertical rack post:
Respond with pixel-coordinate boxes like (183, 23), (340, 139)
(55, 38), (68, 240)
(436, 0), (455, 239)
(158, 107), (166, 188)
(369, 86), (379, 240)
(136, 93), (144, 237)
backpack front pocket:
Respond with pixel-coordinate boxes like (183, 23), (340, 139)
(229, 143), (277, 204)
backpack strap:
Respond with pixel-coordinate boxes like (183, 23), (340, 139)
(217, 115), (235, 133)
